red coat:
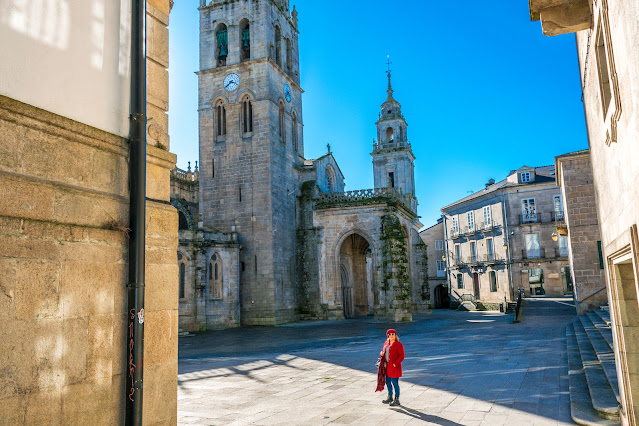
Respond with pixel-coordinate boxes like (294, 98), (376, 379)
(382, 340), (405, 378)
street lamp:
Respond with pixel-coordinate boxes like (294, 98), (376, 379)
(552, 231), (558, 242)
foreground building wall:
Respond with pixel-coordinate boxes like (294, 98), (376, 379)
(0, 1), (178, 424)
(419, 220), (446, 309)
(555, 150), (607, 315)
(528, 0), (639, 422)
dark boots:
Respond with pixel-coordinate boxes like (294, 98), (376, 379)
(390, 397), (400, 406)
(382, 394), (393, 404)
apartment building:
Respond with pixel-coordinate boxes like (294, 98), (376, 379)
(442, 166), (571, 308)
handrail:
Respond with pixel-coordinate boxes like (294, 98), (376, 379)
(316, 187), (415, 212)
(579, 287), (607, 304)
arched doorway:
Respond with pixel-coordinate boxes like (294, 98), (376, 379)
(339, 233), (372, 318)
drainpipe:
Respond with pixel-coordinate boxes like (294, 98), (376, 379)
(126, 0), (147, 424)
(502, 192), (514, 301)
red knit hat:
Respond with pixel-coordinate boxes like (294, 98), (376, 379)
(386, 329), (397, 336)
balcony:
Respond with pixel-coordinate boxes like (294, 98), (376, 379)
(522, 248), (545, 260)
(451, 229), (462, 240)
(452, 256), (467, 269)
(462, 226), (477, 236)
(479, 221), (501, 233)
(528, 0), (591, 37)
(517, 211), (565, 226)
(480, 253), (505, 265)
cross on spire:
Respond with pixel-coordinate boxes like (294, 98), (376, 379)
(386, 55), (394, 99)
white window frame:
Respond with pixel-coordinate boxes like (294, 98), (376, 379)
(452, 216), (459, 235)
(553, 195), (564, 220)
(457, 274), (464, 289)
(435, 240), (444, 250)
(520, 172), (531, 183)
(483, 206), (491, 228)
(467, 211), (475, 231)
(525, 233), (541, 259)
(558, 235), (569, 257)
(521, 198), (537, 223)
(487, 238), (494, 261)
(470, 242), (477, 262)
(455, 244), (461, 264)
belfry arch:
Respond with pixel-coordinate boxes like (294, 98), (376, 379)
(339, 233), (374, 318)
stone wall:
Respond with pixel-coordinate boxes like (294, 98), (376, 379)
(574, 1), (639, 421)
(556, 151), (607, 314)
(0, 1), (178, 424)
(419, 221), (446, 308)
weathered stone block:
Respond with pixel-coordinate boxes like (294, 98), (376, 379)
(14, 259), (61, 321)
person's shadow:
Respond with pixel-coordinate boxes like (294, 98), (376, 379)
(390, 406), (463, 426)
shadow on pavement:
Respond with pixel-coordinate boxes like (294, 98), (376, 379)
(390, 406), (464, 425)
(178, 298), (577, 424)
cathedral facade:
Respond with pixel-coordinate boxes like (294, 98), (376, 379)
(172, 0), (429, 330)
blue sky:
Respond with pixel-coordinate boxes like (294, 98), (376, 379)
(168, 0), (588, 228)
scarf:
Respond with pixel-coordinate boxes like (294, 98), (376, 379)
(375, 354), (387, 392)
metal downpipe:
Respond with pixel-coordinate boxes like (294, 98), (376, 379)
(126, 0), (147, 424)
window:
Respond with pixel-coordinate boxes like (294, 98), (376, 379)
(292, 111), (298, 151)
(238, 186), (242, 202)
(490, 271), (497, 292)
(215, 24), (228, 66)
(558, 235), (569, 257)
(275, 26), (282, 67)
(487, 238), (494, 261)
(209, 253), (223, 299)
(435, 240), (444, 250)
(521, 198), (536, 223)
(553, 195), (564, 220)
(211, 158), (215, 178)
(457, 274), (463, 289)
(388, 172), (395, 188)
(279, 102), (285, 141)
(399, 126), (404, 142)
(242, 97), (253, 134)
(525, 234), (541, 259)
(286, 38), (292, 74)
(386, 127), (393, 142)
(483, 206), (491, 228)
(452, 217), (459, 236)
(595, 23), (612, 116)
(470, 242), (477, 262)
(240, 19), (250, 61)
(216, 101), (226, 137)
(455, 245), (461, 264)
(325, 165), (336, 193)
(178, 253), (186, 299)
(520, 172), (531, 183)
(436, 260), (446, 278)
(467, 211), (474, 231)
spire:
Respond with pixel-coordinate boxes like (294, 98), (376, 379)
(385, 55), (395, 102)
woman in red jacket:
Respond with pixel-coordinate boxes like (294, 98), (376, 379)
(380, 328), (405, 406)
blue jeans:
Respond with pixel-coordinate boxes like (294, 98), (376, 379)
(386, 376), (400, 397)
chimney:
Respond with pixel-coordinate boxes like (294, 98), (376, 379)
(485, 178), (495, 188)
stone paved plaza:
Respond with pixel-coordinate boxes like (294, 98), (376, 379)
(178, 298), (577, 425)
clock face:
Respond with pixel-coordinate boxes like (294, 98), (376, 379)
(284, 84), (291, 102)
(224, 73), (240, 92)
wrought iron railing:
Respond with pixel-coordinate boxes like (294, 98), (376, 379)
(316, 187), (414, 212)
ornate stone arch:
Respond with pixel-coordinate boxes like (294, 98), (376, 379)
(332, 228), (378, 298)
(170, 197), (196, 230)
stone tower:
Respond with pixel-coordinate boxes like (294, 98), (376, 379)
(371, 71), (417, 212)
(197, 0), (303, 325)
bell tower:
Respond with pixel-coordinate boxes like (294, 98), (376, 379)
(371, 64), (417, 212)
(197, 0), (304, 325)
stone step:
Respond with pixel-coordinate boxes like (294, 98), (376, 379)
(505, 302), (517, 314)
(593, 308), (611, 326)
(588, 311), (615, 349)
(579, 315), (621, 404)
(566, 324), (621, 426)
(573, 320), (621, 420)
(457, 301), (476, 311)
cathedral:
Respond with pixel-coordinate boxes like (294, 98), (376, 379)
(171, 0), (429, 331)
